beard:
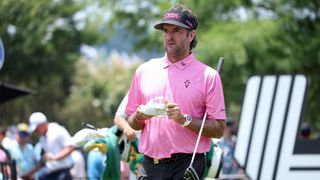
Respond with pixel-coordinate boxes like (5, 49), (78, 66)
(164, 41), (188, 60)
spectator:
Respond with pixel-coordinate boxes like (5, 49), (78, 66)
(22, 112), (74, 180)
(7, 123), (37, 178)
(114, 92), (140, 180)
(33, 142), (46, 180)
(300, 122), (312, 139)
(70, 147), (87, 179)
(217, 119), (242, 176)
(87, 149), (106, 180)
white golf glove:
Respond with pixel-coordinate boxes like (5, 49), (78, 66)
(138, 97), (167, 116)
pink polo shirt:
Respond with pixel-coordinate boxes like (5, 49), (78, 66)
(125, 53), (226, 159)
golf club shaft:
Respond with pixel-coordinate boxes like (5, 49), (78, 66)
(189, 112), (207, 165)
(189, 57), (224, 166)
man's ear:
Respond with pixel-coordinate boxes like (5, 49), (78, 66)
(189, 31), (196, 42)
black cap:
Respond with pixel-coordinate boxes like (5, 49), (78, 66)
(154, 5), (198, 30)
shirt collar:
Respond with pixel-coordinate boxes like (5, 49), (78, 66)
(161, 53), (195, 70)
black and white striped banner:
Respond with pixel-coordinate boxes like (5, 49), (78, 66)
(234, 74), (320, 180)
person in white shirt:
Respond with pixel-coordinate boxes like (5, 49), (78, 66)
(22, 112), (74, 180)
(114, 93), (138, 180)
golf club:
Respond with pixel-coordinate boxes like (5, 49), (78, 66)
(183, 57), (225, 180)
(82, 122), (99, 131)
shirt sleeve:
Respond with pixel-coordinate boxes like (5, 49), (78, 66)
(115, 92), (129, 119)
(125, 67), (143, 115)
(206, 71), (227, 120)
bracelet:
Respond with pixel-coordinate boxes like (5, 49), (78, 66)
(134, 114), (140, 122)
(134, 113), (144, 124)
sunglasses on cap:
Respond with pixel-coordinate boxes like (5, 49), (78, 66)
(18, 131), (29, 137)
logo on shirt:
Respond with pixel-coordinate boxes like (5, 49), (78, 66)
(184, 80), (191, 88)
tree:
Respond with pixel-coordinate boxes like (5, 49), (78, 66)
(0, 0), (109, 126)
(99, 0), (320, 131)
(1, 0), (319, 133)
(60, 54), (141, 134)
(265, 0), (320, 130)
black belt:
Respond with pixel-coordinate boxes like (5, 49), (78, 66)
(144, 153), (203, 165)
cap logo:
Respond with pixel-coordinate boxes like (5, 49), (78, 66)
(185, 20), (193, 29)
(164, 12), (180, 20)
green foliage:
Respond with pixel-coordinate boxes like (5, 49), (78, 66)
(269, 0), (320, 129)
(60, 57), (140, 134)
(0, 0), (109, 128)
(1, 0), (319, 134)
(197, 20), (279, 117)
(98, 0), (320, 131)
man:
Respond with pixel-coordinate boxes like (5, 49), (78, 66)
(125, 3), (226, 179)
(23, 112), (74, 180)
(7, 123), (36, 178)
(115, 92), (137, 142)
(217, 119), (242, 177)
(114, 93), (143, 180)
(114, 92), (141, 180)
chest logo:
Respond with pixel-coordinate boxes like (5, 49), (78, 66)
(184, 80), (191, 88)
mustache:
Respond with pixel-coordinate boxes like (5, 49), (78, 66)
(166, 39), (176, 44)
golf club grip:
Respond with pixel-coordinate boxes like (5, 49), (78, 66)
(216, 57), (224, 74)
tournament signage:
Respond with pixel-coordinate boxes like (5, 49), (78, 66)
(234, 74), (320, 180)
(0, 38), (4, 70)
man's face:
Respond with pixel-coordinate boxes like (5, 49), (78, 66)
(35, 123), (46, 135)
(17, 132), (30, 144)
(162, 24), (194, 56)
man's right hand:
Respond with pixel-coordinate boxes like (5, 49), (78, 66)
(128, 109), (153, 130)
(124, 127), (137, 141)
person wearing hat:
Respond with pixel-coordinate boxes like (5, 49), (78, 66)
(22, 112), (74, 180)
(217, 119), (243, 177)
(6, 123), (37, 178)
(125, 3), (226, 179)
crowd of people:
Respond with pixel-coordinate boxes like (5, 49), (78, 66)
(5, 2), (308, 180)
(0, 115), (246, 180)
(0, 3), (228, 180)
(0, 112), (135, 180)
(0, 113), (81, 179)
